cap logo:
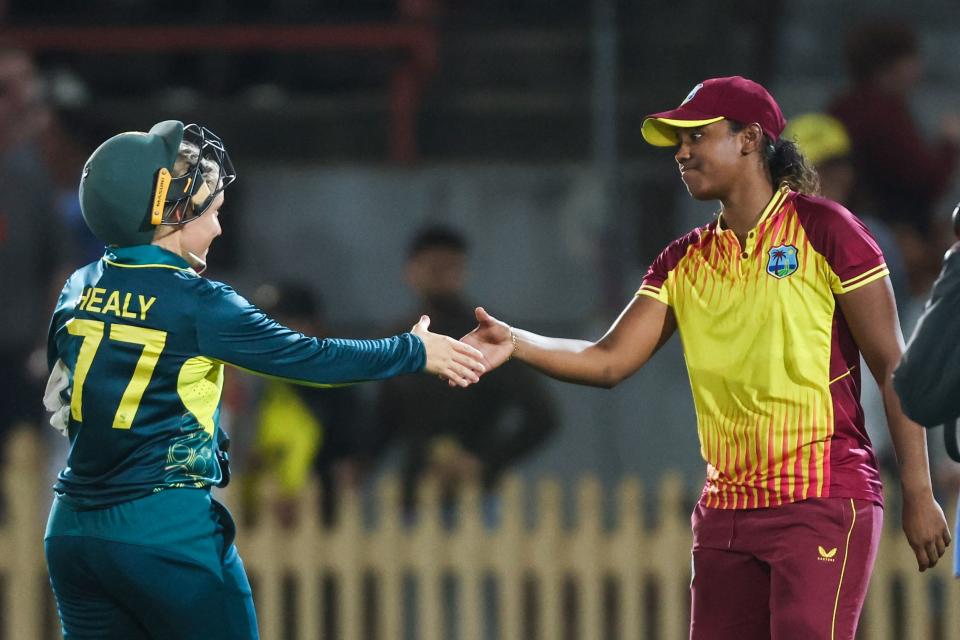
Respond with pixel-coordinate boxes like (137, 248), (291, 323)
(681, 83), (703, 106)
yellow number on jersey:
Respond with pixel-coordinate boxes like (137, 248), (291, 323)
(66, 319), (104, 422)
(109, 324), (167, 429)
(66, 319), (168, 429)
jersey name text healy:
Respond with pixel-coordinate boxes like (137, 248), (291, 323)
(76, 287), (157, 320)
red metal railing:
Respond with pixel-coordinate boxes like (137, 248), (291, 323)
(0, 24), (439, 163)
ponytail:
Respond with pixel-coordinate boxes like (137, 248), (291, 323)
(728, 121), (821, 195)
(764, 138), (820, 195)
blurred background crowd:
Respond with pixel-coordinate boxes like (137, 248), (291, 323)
(1, 0), (959, 523)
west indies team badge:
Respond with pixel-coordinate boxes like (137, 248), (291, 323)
(766, 244), (799, 279)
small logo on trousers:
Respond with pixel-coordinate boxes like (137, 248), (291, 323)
(817, 546), (838, 562)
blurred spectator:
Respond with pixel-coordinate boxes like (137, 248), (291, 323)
(232, 281), (364, 526)
(373, 225), (558, 520)
(829, 21), (960, 295)
(41, 109), (104, 264)
(0, 46), (71, 461)
(782, 113), (908, 306)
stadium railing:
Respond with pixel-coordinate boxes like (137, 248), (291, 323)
(0, 23), (438, 163)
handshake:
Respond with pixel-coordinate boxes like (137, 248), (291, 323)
(410, 307), (514, 388)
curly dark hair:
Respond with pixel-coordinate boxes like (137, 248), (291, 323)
(729, 121), (820, 195)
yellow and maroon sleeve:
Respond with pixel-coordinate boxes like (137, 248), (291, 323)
(636, 227), (705, 305)
(794, 195), (888, 294)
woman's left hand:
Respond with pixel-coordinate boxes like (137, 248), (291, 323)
(901, 488), (951, 571)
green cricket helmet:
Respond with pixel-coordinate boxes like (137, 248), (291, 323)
(79, 120), (236, 247)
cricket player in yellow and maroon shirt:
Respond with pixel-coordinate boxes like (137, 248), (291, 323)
(638, 184), (887, 511)
(462, 76), (951, 639)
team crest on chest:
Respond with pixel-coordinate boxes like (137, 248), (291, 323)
(766, 244), (799, 279)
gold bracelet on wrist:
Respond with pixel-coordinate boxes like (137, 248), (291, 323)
(508, 330), (520, 360)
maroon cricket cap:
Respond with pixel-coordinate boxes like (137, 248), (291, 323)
(641, 76), (787, 146)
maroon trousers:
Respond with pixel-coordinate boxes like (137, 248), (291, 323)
(689, 497), (883, 640)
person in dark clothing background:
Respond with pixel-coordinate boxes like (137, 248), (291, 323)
(373, 226), (559, 518)
(894, 202), (960, 578)
(829, 21), (960, 295)
(0, 47), (71, 464)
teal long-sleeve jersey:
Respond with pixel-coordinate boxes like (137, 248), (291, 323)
(47, 245), (426, 507)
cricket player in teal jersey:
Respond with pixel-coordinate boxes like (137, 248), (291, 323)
(42, 120), (486, 639)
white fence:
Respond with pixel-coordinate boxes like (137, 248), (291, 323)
(2, 428), (958, 639)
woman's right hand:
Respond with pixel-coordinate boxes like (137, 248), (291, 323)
(460, 307), (515, 371)
(411, 315), (486, 387)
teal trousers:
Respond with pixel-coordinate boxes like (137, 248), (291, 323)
(45, 488), (258, 639)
